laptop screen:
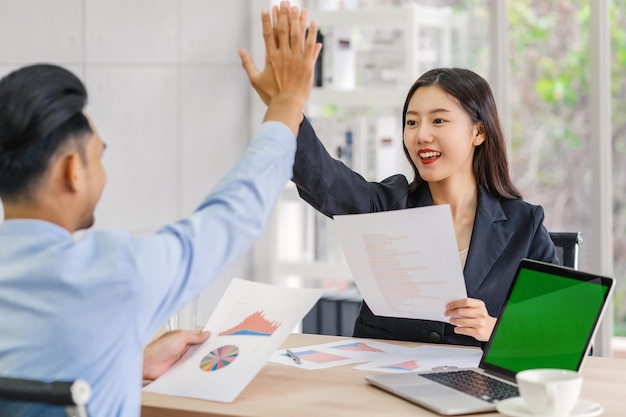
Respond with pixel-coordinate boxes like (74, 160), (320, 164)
(481, 259), (613, 376)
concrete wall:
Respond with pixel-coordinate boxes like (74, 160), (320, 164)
(0, 0), (258, 324)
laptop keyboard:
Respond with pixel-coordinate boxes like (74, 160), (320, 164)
(421, 370), (519, 403)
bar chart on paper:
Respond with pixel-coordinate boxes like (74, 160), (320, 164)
(272, 338), (413, 370)
(353, 345), (482, 374)
(293, 350), (351, 363)
(218, 310), (281, 336)
(332, 342), (385, 353)
(380, 360), (420, 372)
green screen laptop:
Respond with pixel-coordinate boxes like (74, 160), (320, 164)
(365, 259), (614, 415)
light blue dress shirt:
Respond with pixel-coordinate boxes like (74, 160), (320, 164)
(0, 121), (295, 417)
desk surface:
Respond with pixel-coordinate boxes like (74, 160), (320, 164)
(142, 333), (626, 417)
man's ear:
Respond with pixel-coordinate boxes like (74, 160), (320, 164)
(62, 153), (84, 193)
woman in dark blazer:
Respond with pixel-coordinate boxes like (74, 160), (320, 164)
(241, 33), (559, 346)
(290, 68), (559, 347)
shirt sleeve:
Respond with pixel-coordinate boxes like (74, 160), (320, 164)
(293, 117), (410, 217)
(129, 121), (296, 342)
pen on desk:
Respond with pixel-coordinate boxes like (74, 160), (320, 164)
(286, 349), (302, 365)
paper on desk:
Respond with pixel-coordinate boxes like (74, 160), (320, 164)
(271, 338), (411, 370)
(143, 279), (323, 402)
(334, 205), (466, 322)
(353, 345), (482, 374)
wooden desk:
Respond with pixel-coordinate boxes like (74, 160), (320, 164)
(142, 333), (626, 417)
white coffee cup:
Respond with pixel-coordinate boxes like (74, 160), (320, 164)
(516, 369), (582, 417)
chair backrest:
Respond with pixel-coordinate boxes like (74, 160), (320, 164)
(549, 231), (583, 270)
(0, 377), (91, 417)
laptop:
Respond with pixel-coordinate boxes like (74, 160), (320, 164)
(365, 259), (614, 415)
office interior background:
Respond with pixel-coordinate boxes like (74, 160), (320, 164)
(0, 0), (624, 356)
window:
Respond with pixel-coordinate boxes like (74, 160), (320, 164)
(255, 0), (624, 354)
(610, 0), (626, 338)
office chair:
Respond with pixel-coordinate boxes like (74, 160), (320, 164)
(549, 232), (583, 270)
(0, 376), (91, 417)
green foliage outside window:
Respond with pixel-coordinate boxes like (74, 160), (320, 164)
(507, 0), (626, 335)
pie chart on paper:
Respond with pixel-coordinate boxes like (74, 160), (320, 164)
(199, 345), (240, 372)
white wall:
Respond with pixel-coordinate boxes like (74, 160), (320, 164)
(0, 0), (255, 324)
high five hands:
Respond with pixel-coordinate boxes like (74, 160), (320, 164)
(239, 1), (322, 136)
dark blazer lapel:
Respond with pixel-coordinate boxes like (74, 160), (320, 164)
(464, 186), (514, 294)
(407, 181), (433, 207)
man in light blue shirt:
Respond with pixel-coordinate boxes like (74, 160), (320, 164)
(0, 3), (321, 417)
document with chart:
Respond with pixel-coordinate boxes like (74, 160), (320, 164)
(334, 205), (466, 322)
(144, 279), (323, 402)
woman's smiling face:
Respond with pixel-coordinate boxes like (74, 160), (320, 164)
(403, 85), (484, 184)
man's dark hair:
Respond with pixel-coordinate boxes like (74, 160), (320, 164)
(0, 64), (92, 201)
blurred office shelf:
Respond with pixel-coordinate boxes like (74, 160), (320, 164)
(310, 87), (406, 108)
(251, 3), (455, 295)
